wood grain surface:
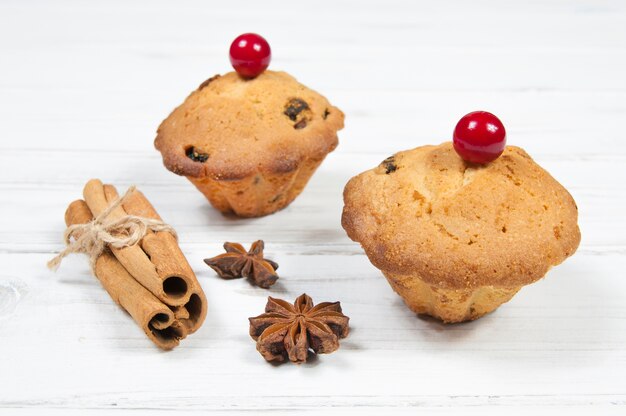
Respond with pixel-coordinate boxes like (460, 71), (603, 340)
(1, 0), (625, 414)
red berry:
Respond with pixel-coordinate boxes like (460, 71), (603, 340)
(453, 111), (506, 164)
(229, 33), (271, 79)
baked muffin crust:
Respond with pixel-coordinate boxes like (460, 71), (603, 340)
(342, 142), (581, 290)
(155, 71), (344, 181)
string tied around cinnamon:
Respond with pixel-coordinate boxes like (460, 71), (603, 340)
(47, 185), (177, 272)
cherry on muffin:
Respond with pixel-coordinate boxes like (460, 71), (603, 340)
(453, 111), (506, 164)
(229, 33), (271, 79)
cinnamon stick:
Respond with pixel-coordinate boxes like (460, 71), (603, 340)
(103, 184), (207, 334)
(83, 179), (190, 307)
(65, 200), (186, 349)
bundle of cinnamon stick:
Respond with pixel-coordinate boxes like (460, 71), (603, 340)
(58, 179), (207, 349)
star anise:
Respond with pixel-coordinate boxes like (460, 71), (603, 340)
(204, 240), (279, 288)
(248, 293), (350, 364)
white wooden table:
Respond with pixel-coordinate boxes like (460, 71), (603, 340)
(1, 1), (625, 414)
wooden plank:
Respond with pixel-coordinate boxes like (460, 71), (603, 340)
(0, 0), (625, 413)
(0, 252), (624, 410)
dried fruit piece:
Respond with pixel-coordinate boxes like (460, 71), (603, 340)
(186, 147), (209, 163)
(284, 98), (310, 121)
(284, 98), (313, 129)
(381, 156), (397, 174)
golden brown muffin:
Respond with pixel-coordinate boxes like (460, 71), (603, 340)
(342, 142), (580, 323)
(155, 71), (344, 217)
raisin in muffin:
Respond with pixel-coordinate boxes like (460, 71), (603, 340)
(155, 71), (344, 217)
(342, 142), (580, 323)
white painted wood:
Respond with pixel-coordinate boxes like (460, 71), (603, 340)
(1, 0), (625, 413)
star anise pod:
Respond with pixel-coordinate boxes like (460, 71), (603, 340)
(249, 293), (350, 364)
(204, 240), (279, 288)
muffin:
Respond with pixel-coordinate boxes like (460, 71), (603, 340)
(342, 142), (580, 323)
(155, 71), (344, 217)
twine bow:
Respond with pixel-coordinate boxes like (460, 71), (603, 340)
(47, 186), (177, 272)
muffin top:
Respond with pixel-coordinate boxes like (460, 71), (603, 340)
(155, 71), (344, 180)
(342, 142), (580, 289)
